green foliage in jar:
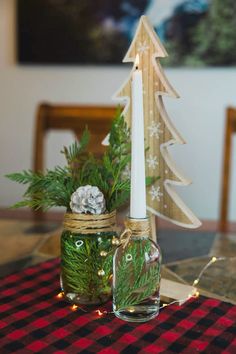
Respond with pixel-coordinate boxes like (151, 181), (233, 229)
(61, 230), (116, 304)
(114, 239), (161, 311)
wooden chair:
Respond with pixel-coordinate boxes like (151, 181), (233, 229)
(33, 103), (117, 220)
(33, 103), (117, 173)
(219, 107), (236, 232)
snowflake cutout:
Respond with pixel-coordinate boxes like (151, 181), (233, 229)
(147, 155), (158, 170)
(148, 121), (163, 139)
(149, 185), (163, 201)
(137, 40), (149, 53)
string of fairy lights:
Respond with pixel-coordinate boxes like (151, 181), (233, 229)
(159, 256), (226, 310)
(56, 256), (226, 317)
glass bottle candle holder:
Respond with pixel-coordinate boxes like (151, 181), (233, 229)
(113, 216), (161, 322)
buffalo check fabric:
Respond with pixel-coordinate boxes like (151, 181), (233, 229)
(0, 259), (235, 354)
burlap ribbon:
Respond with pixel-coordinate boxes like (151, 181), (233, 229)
(63, 210), (117, 234)
(120, 217), (150, 248)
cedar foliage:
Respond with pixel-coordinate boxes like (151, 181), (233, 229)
(114, 239), (161, 310)
(7, 110), (156, 212)
(6, 111), (131, 212)
(61, 230), (115, 302)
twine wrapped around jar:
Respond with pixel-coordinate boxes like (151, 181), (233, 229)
(63, 210), (117, 234)
(120, 217), (150, 248)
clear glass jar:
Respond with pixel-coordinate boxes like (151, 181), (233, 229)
(113, 217), (161, 322)
(61, 228), (118, 306)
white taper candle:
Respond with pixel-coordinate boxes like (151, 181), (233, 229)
(130, 55), (146, 219)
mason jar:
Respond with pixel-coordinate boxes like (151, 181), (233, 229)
(60, 211), (118, 305)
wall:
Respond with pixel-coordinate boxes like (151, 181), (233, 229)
(1, 0), (236, 222)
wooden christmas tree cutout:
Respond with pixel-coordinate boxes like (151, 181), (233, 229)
(114, 15), (201, 229)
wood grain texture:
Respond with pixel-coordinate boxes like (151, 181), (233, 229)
(33, 103), (117, 173)
(219, 107), (236, 232)
(0, 220), (50, 264)
(114, 16), (201, 229)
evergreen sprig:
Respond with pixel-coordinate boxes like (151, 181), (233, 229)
(61, 230), (115, 301)
(7, 109), (158, 212)
(114, 240), (161, 310)
(6, 110), (131, 212)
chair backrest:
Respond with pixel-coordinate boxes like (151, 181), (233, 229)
(33, 103), (117, 173)
(219, 107), (236, 232)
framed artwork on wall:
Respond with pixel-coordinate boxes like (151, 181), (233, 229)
(17, 0), (235, 66)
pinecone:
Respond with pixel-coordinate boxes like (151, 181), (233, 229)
(70, 185), (106, 214)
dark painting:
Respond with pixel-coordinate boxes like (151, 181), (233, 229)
(17, 0), (149, 65)
(17, 0), (236, 66)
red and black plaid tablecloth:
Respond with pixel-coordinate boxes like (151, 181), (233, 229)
(0, 259), (235, 354)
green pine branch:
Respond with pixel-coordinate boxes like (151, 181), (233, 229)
(114, 240), (161, 310)
(6, 108), (158, 213)
(61, 231), (116, 301)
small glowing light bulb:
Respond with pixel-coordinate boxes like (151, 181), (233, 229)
(194, 291), (200, 298)
(96, 309), (103, 316)
(71, 304), (78, 311)
(193, 279), (199, 286)
(100, 251), (107, 257)
(128, 307), (135, 313)
(57, 292), (64, 298)
(98, 269), (105, 277)
(163, 303), (167, 307)
(211, 256), (217, 263)
(112, 238), (120, 246)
